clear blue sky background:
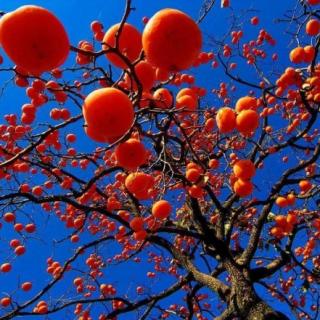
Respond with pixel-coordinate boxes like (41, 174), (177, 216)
(0, 1), (304, 319)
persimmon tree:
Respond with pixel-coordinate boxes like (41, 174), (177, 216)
(0, 1), (319, 319)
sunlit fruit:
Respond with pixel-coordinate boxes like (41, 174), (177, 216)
(102, 23), (142, 69)
(306, 19), (320, 36)
(21, 282), (32, 291)
(125, 172), (155, 200)
(289, 47), (305, 64)
(83, 88), (134, 143)
(235, 96), (257, 112)
(216, 107), (236, 133)
(233, 179), (253, 197)
(152, 200), (172, 219)
(129, 217), (144, 231)
(153, 88), (173, 109)
(0, 297), (11, 307)
(142, 9), (202, 71)
(0, 5), (69, 75)
(233, 159), (256, 180)
(275, 196), (288, 208)
(114, 138), (147, 170)
(124, 60), (155, 91)
(236, 109), (259, 135)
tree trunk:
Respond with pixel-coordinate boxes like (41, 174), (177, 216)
(216, 262), (290, 320)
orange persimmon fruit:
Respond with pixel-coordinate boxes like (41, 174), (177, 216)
(216, 107), (236, 133)
(233, 179), (253, 197)
(142, 9), (202, 71)
(235, 96), (257, 112)
(125, 172), (155, 200)
(233, 159), (256, 180)
(124, 60), (155, 91)
(236, 109), (259, 135)
(0, 5), (69, 75)
(153, 88), (173, 109)
(306, 19), (320, 36)
(114, 138), (147, 170)
(102, 23), (142, 69)
(289, 47), (305, 64)
(152, 200), (172, 219)
(83, 88), (134, 143)
(129, 217), (144, 231)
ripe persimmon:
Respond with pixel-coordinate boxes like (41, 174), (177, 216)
(153, 88), (173, 109)
(0, 5), (69, 75)
(275, 196), (288, 208)
(303, 45), (315, 63)
(15, 245), (26, 256)
(188, 184), (204, 199)
(114, 138), (147, 170)
(133, 229), (147, 241)
(129, 217), (144, 231)
(85, 126), (110, 143)
(270, 227), (284, 239)
(233, 159), (255, 180)
(287, 213), (297, 225)
(124, 60), (155, 92)
(299, 180), (312, 193)
(152, 200), (172, 219)
(142, 9), (202, 71)
(235, 96), (257, 112)
(306, 19), (320, 36)
(289, 47), (305, 64)
(176, 88), (197, 101)
(208, 159), (219, 169)
(102, 23), (142, 69)
(233, 179), (253, 197)
(176, 95), (198, 112)
(0, 297), (11, 307)
(21, 282), (32, 291)
(216, 107), (236, 133)
(155, 67), (170, 82)
(3, 212), (15, 223)
(0, 263), (12, 273)
(286, 193), (296, 206)
(125, 172), (155, 200)
(83, 88), (134, 143)
(236, 109), (259, 135)
(186, 168), (201, 183)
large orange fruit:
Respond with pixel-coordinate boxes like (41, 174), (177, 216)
(306, 19), (320, 36)
(142, 9), (202, 71)
(303, 45), (315, 63)
(125, 172), (155, 200)
(236, 110), (259, 135)
(102, 23), (142, 69)
(85, 126), (108, 143)
(83, 88), (134, 143)
(153, 88), (173, 109)
(124, 60), (156, 92)
(235, 96), (257, 112)
(176, 88), (198, 101)
(233, 179), (253, 197)
(114, 138), (147, 170)
(216, 107), (236, 133)
(152, 200), (172, 219)
(129, 217), (144, 231)
(0, 5), (69, 75)
(289, 47), (305, 64)
(233, 159), (256, 180)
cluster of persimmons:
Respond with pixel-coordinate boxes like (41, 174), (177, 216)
(0, 1), (318, 319)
